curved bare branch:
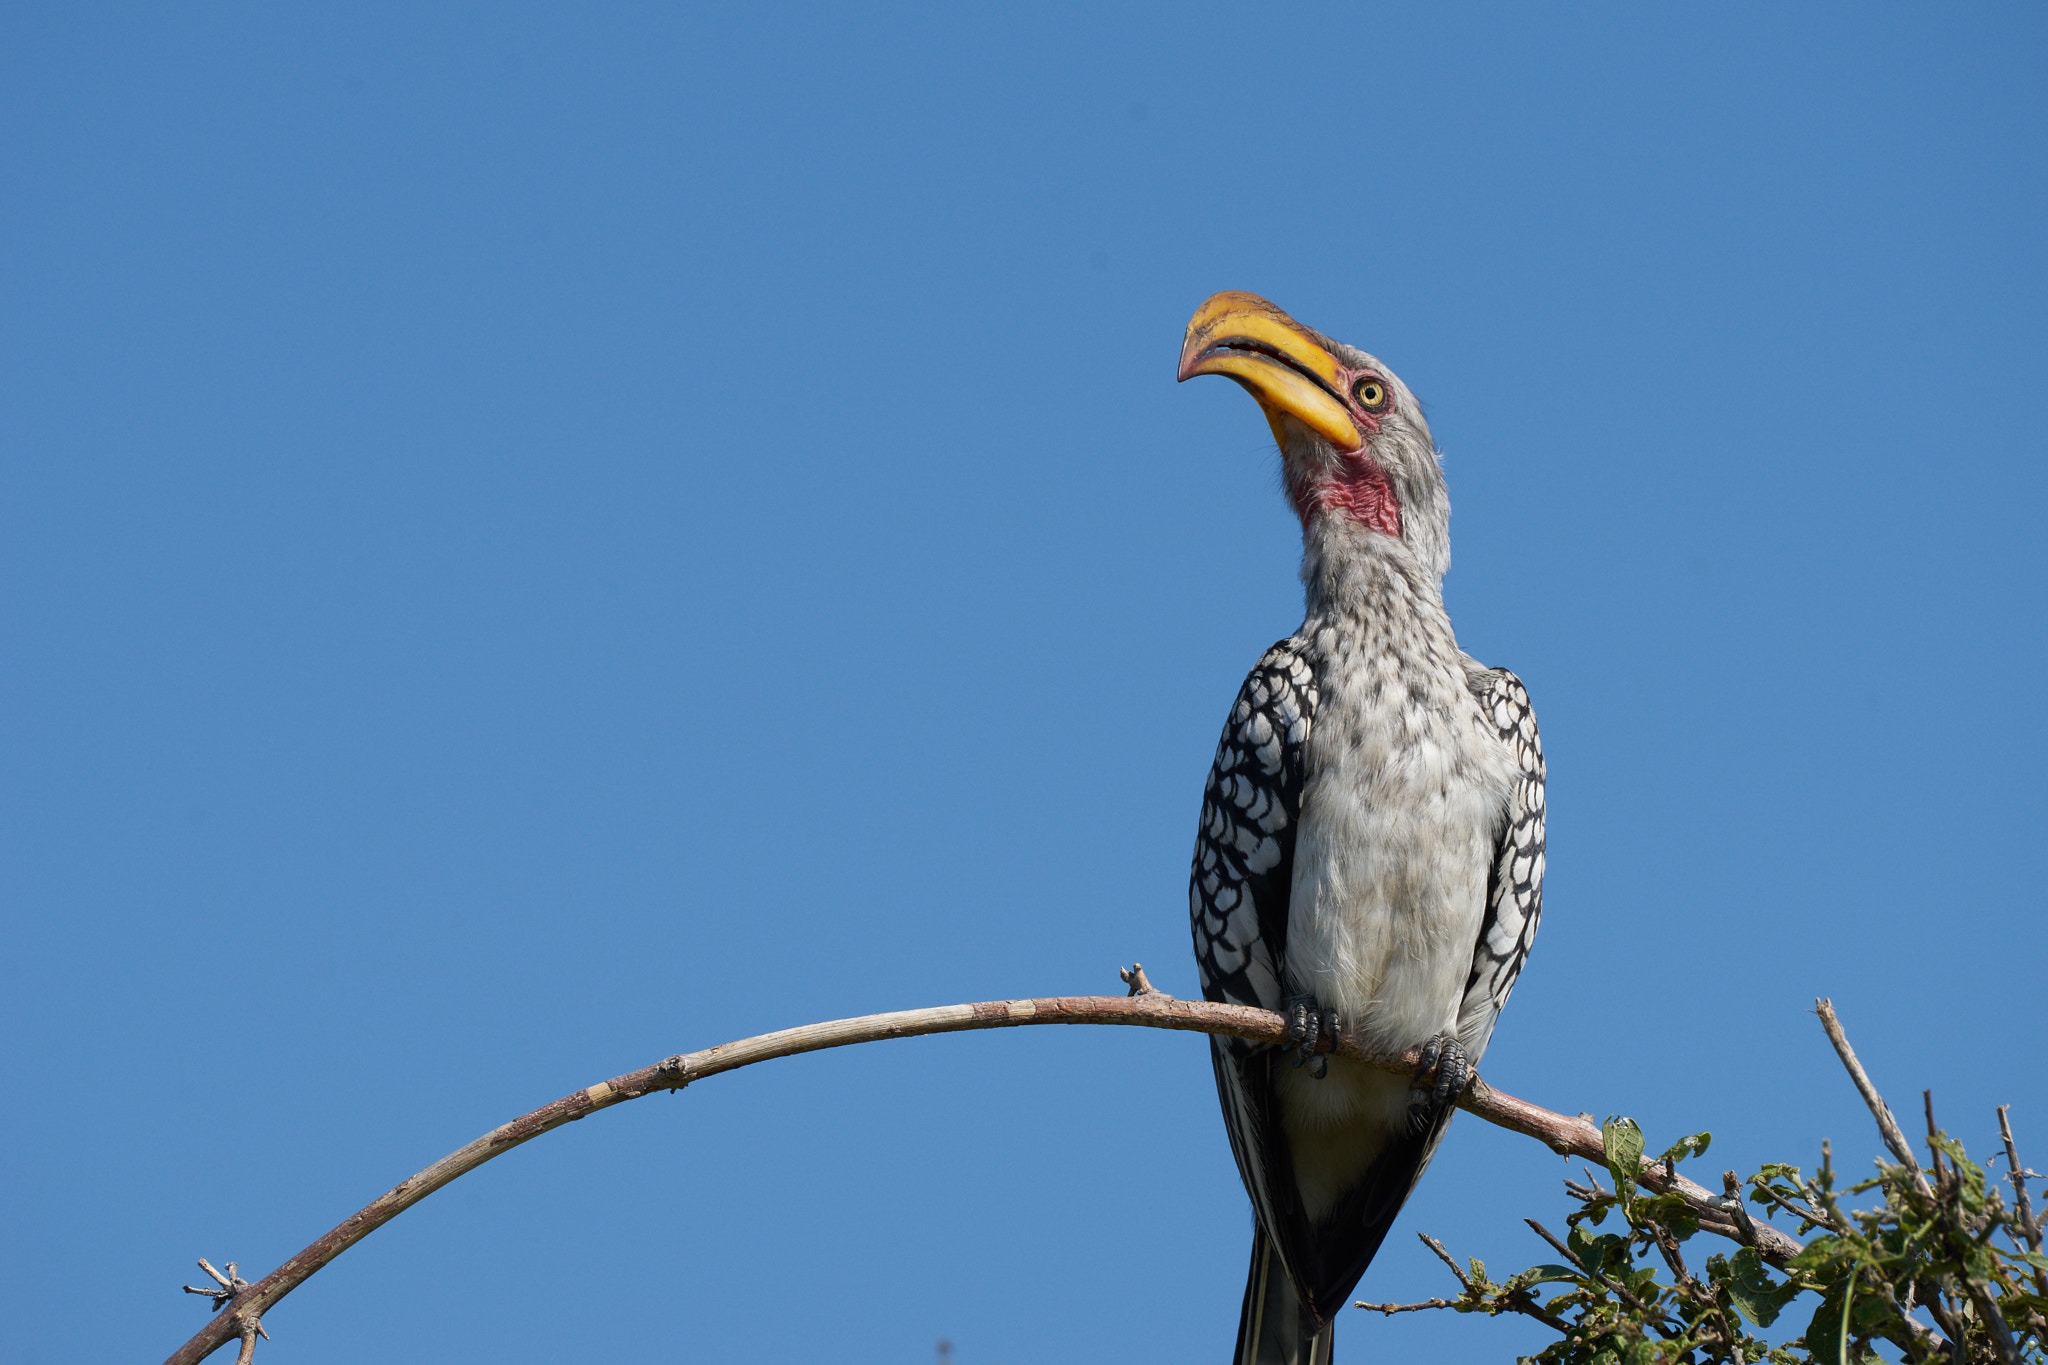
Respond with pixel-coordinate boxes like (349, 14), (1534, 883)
(163, 972), (1794, 1364)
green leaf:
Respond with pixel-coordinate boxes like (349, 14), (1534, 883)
(1803, 1269), (1882, 1365)
(1520, 1263), (1585, 1286)
(1656, 1131), (1711, 1164)
(1716, 1246), (1806, 1328)
(1803, 1284), (1847, 1365)
(1603, 1116), (1645, 1194)
(1569, 1226), (1629, 1278)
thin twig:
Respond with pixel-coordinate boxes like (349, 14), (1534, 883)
(1924, 1296), (1969, 1359)
(1119, 962), (1164, 997)
(1999, 1106), (2048, 1299)
(1721, 1171), (1759, 1247)
(1815, 1006), (2014, 1365)
(1815, 998), (1933, 1200)
(1418, 1232), (1475, 1290)
(1649, 1220), (1691, 1288)
(182, 1259), (241, 1309)
(163, 971), (1798, 1364)
(1966, 1283), (2023, 1365)
(1399, 1233), (1574, 1333)
(1525, 1219), (1671, 1330)
(1354, 1296), (1460, 1315)
(1562, 1164), (1609, 1204)
(1924, 1090), (1948, 1184)
(1999, 1110), (2044, 1249)
(181, 1260), (267, 1363)
(1891, 1281), (1948, 1365)
(1748, 1181), (1836, 1233)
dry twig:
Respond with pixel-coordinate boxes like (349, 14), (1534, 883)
(1998, 1106), (2047, 1296)
(1353, 1294), (1462, 1316)
(1816, 998), (1932, 1199)
(163, 967), (1799, 1364)
(181, 1260), (267, 1364)
(1815, 1001), (2022, 1365)
(1526, 1218), (1668, 1326)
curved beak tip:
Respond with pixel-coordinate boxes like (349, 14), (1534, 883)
(1175, 291), (1363, 450)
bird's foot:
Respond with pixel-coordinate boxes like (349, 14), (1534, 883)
(1284, 996), (1341, 1079)
(1408, 1033), (1472, 1135)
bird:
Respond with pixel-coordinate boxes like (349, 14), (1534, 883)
(1178, 292), (1546, 1365)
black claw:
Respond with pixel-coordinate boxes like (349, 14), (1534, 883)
(1283, 997), (1340, 1077)
(1408, 1032), (1472, 1135)
(1416, 1035), (1443, 1074)
(1285, 1000), (1311, 1064)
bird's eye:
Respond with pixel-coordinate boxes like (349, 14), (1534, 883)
(1353, 378), (1388, 412)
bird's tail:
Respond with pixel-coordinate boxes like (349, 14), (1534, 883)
(1236, 1226), (1333, 1365)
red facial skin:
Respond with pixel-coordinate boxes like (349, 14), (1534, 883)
(1292, 455), (1401, 537)
(1285, 380), (1400, 538)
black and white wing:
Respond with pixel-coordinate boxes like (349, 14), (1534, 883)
(1190, 639), (1318, 1317)
(1458, 667), (1546, 1058)
(1191, 637), (1315, 1019)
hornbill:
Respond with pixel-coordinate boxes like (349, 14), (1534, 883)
(1179, 293), (1546, 1365)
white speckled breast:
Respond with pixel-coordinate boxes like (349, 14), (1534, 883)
(1286, 526), (1515, 1060)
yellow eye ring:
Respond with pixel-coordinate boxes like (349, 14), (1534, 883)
(1353, 378), (1388, 412)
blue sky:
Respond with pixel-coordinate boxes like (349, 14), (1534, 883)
(3, 4), (2043, 1363)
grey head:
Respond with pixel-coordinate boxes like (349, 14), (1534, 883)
(1177, 291), (1450, 586)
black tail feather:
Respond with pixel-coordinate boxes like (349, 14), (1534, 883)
(1236, 1225), (1333, 1365)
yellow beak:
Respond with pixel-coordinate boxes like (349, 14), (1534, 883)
(1176, 291), (1363, 452)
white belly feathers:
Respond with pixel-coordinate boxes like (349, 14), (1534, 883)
(1272, 617), (1515, 1218)
(1286, 620), (1515, 1059)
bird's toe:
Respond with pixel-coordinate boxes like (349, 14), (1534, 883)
(1407, 1032), (1472, 1133)
(1283, 996), (1340, 1077)
(1430, 1036), (1472, 1108)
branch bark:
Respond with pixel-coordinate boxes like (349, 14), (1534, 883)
(1816, 998), (1932, 1199)
(163, 970), (1798, 1365)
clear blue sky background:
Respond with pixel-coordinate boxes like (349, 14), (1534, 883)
(4, 5), (2043, 1363)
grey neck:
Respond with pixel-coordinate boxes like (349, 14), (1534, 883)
(1299, 513), (1448, 626)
